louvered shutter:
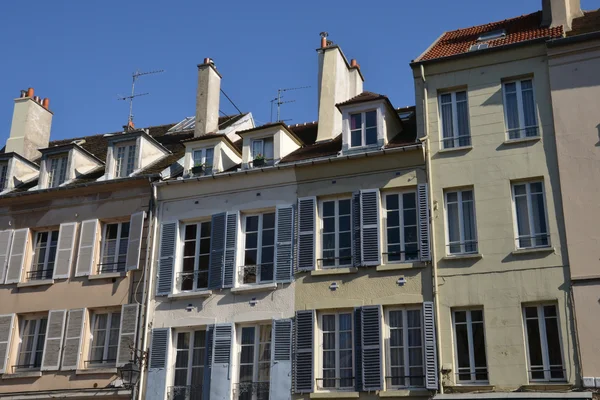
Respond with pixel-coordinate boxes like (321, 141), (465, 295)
(361, 305), (383, 390)
(210, 323), (233, 400)
(223, 212), (238, 288)
(297, 197), (316, 271)
(53, 223), (77, 279)
(270, 318), (293, 399)
(354, 308), (363, 392)
(147, 328), (171, 400)
(202, 326), (214, 400)
(116, 304), (139, 366)
(208, 213), (226, 290)
(125, 211), (145, 271)
(0, 314), (15, 374)
(5, 228), (29, 283)
(418, 184), (431, 262)
(275, 205), (294, 282)
(294, 310), (314, 393)
(41, 309), (67, 371)
(61, 308), (86, 370)
(352, 193), (362, 268)
(156, 222), (177, 296)
(360, 190), (381, 266)
(75, 220), (98, 277)
(423, 301), (438, 389)
(0, 230), (13, 284)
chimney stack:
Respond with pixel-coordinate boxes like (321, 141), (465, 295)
(195, 58), (221, 137)
(5, 88), (53, 161)
(542, 0), (583, 31)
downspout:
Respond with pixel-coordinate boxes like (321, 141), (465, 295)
(421, 63), (444, 395)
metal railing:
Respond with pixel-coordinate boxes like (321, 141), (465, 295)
(315, 377), (355, 391)
(507, 126), (539, 140)
(317, 256), (353, 269)
(528, 366), (566, 381)
(233, 382), (269, 400)
(385, 375), (425, 388)
(168, 385), (204, 400)
(442, 135), (471, 149)
(12, 363), (41, 372)
(177, 270), (209, 292)
(85, 358), (117, 367)
(97, 262), (126, 274)
(249, 158), (274, 168)
(27, 268), (54, 281)
(516, 233), (550, 249)
(190, 165), (213, 176)
(382, 249), (419, 263)
(446, 240), (478, 255)
(238, 264), (274, 285)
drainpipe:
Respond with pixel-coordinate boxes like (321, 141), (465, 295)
(421, 63), (444, 395)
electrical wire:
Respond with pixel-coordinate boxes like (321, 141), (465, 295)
(220, 88), (243, 114)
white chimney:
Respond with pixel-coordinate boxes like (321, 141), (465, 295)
(195, 58), (221, 137)
(5, 88), (52, 161)
(542, 0), (583, 31)
(316, 34), (363, 143)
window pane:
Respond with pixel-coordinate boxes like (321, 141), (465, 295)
(365, 128), (377, 145)
(441, 102), (454, 148)
(365, 111), (377, 128)
(526, 317), (544, 368)
(455, 323), (470, 369)
(504, 85), (520, 132)
(521, 84), (537, 129)
(472, 322), (487, 368)
(263, 138), (274, 160)
(456, 94), (470, 145)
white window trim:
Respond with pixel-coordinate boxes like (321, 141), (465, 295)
(383, 190), (419, 264)
(88, 312), (120, 366)
(438, 90), (470, 149)
(342, 102), (385, 151)
(47, 155), (69, 188)
(317, 311), (354, 392)
(236, 323), (272, 388)
(444, 189), (478, 255)
(99, 221), (129, 273)
(385, 307), (424, 389)
(191, 147), (215, 172)
(511, 181), (550, 249)
(17, 316), (47, 371)
(318, 197), (352, 269)
(114, 142), (137, 178)
(451, 309), (488, 384)
(241, 212), (275, 285)
(0, 163), (8, 191)
(173, 329), (207, 389)
(250, 136), (275, 166)
(502, 78), (539, 140)
(30, 230), (59, 279)
(349, 109), (379, 148)
(180, 221), (211, 292)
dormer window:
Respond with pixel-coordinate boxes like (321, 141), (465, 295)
(251, 137), (274, 167)
(192, 147), (214, 175)
(48, 156), (68, 188)
(115, 142), (136, 178)
(0, 163), (8, 190)
(350, 110), (377, 148)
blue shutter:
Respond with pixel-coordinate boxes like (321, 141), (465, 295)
(203, 325), (214, 400)
(208, 213), (226, 290)
(146, 328), (171, 400)
(352, 192), (362, 268)
(423, 302), (438, 390)
(360, 189), (381, 266)
(275, 205), (294, 282)
(270, 318), (293, 399)
(354, 308), (363, 392)
(418, 184), (431, 262)
(361, 305), (383, 391)
(156, 222), (177, 296)
(294, 310), (315, 393)
(223, 212), (238, 288)
(297, 197), (316, 271)
(211, 323), (233, 400)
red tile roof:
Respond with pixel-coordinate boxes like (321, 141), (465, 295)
(416, 11), (563, 62)
(567, 9), (600, 37)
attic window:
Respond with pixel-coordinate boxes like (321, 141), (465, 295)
(48, 156), (68, 188)
(350, 110), (378, 148)
(115, 142), (137, 178)
(469, 43), (489, 52)
(251, 137), (274, 167)
(0, 163), (7, 190)
(477, 29), (506, 42)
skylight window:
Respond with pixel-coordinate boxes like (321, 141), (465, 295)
(168, 116), (195, 133)
(477, 29), (506, 42)
(469, 43), (489, 52)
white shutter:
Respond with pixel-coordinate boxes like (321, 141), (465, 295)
(147, 328), (171, 400)
(208, 213), (226, 290)
(352, 193), (362, 268)
(360, 189), (381, 266)
(116, 304), (140, 367)
(75, 220), (99, 277)
(297, 197), (316, 271)
(61, 308), (86, 370)
(275, 205), (294, 282)
(361, 305), (383, 390)
(223, 212), (238, 288)
(423, 301), (438, 390)
(125, 211), (146, 271)
(294, 310), (315, 393)
(418, 184), (431, 262)
(5, 228), (29, 284)
(210, 323), (234, 400)
(53, 223), (78, 279)
(270, 318), (293, 399)
(0, 314), (15, 374)
(0, 230), (13, 284)
(41, 310), (67, 371)
(156, 222), (178, 296)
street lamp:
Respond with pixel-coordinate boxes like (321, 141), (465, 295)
(118, 362), (141, 389)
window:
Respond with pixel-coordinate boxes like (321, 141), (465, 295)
(512, 181), (549, 249)
(445, 190), (477, 255)
(453, 309), (488, 383)
(16, 317), (47, 371)
(180, 222), (211, 292)
(172, 330), (205, 400)
(477, 29), (506, 42)
(386, 308), (424, 388)
(88, 312), (121, 366)
(523, 304), (564, 381)
(115, 143), (137, 177)
(99, 222), (130, 273)
(0, 163), (8, 190)
(242, 213), (275, 285)
(47, 156), (68, 187)
(29, 230), (59, 280)
(320, 312), (353, 391)
(350, 110), (378, 148)
(503, 79), (538, 139)
(439, 91), (470, 149)
(385, 192), (418, 263)
(251, 137), (274, 167)
(192, 147), (214, 175)
(320, 198), (352, 268)
(237, 324), (271, 400)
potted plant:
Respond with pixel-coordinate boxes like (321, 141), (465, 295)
(253, 154), (266, 167)
(191, 163), (204, 175)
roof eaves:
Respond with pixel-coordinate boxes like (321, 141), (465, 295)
(413, 31), (447, 63)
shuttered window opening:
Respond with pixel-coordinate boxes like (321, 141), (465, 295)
(275, 205), (294, 282)
(385, 308), (425, 389)
(41, 310), (67, 371)
(320, 198), (353, 269)
(61, 309), (86, 370)
(423, 302), (438, 390)
(417, 184), (431, 262)
(241, 213), (275, 285)
(384, 192), (418, 264)
(125, 211), (146, 271)
(212, 324), (233, 364)
(235, 324), (272, 398)
(361, 306), (383, 391)
(180, 221), (212, 292)
(149, 328), (170, 369)
(98, 221), (130, 274)
(53, 222), (78, 279)
(88, 312), (120, 367)
(0, 230), (13, 284)
(75, 221), (98, 277)
(15, 317), (47, 372)
(223, 212), (239, 288)
(453, 309), (488, 383)
(319, 311), (354, 391)
(359, 190), (381, 266)
(0, 314), (15, 374)
(28, 230), (59, 281)
(297, 197), (316, 271)
(157, 222), (178, 296)
(272, 319), (292, 361)
(170, 330), (206, 400)
(294, 310), (315, 393)
(208, 213), (226, 290)
(5, 228), (30, 284)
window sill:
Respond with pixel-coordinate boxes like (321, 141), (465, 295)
(503, 136), (541, 145)
(89, 272), (126, 280)
(168, 290), (213, 299)
(76, 367), (118, 375)
(442, 253), (483, 261)
(376, 263), (424, 272)
(444, 384), (494, 393)
(231, 282), (278, 294)
(2, 371), (42, 379)
(310, 392), (360, 399)
(379, 389), (431, 397)
(17, 279), (54, 288)
(311, 267), (358, 276)
(438, 145), (473, 154)
(512, 247), (555, 255)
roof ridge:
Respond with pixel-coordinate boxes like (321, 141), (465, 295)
(443, 10), (542, 35)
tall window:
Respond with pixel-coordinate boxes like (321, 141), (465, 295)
(89, 312), (121, 366)
(192, 148), (214, 175)
(172, 330), (205, 400)
(385, 192), (418, 263)
(0, 163), (8, 190)
(386, 308), (424, 388)
(453, 309), (488, 383)
(321, 198), (352, 268)
(48, 156), (68, 187)
(242, 213), (275, 285)
(523, 304), (564, 381)
(503, 79), (538, 139)
(238, 325), (271, 400)
(16, 317), (47, 371)
(350, 110), (378, 148)
(512, 181), (549, 249)
(320, 312), (353, 390)
(251, 138), (274, 166)
(181, 222), (211, 291)
(30, 230), (59, 280)
(439, 91), (470, 148)
(99, 222), (130, 273)
(445, 190), (477, 255)
(115, 143), (137, 177)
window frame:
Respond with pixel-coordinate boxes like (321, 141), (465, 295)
(16, 316), (48, 371)
(88, 311), (121, 367)
(318, 197), (353, 269)
(0, 162), (8, 190)
(172, 329), (207, 393)
(438, 90), (470, 149)
(236, 323), (272, 389)
(511, 181), (550, 249)
(29, 230), (60, 280)
(114, 142), (137, 178)
(191, 147), (215, 174)
(502, 78), (539, 140)
(349, 109), (379, 148)
(451, 309), (489, 384)
(180, 220), (212, 292)
(47, 155), (68, 188)
(383, 190), (419, 264)
(444, 189), (478, 255)
(318, 310), (354, 392)
(241, 212), (276, 285)
(99, 221), (130, 273)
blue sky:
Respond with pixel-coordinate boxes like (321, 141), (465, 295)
(0, 0), (596, 141)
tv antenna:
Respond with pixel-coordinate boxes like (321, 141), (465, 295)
(118, 69), (164, 130)
(270, 86), (310, 122)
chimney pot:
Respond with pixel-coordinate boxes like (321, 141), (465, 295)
(204, 57), (211, 64)
(42, 98), (50, 109)
(321, 37), (327, 48)
(350, 59), (357, 67)
(26, 88), (34, 98)
(20, 90), (26, 98)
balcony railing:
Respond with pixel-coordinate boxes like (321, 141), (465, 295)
(85, 358), (117, 367)
(382, 249), (419, 264)
(97, 262), (126, 274)
(442, 134), (471, 149)
(317, 256), (353, 269)
(27, 268), (54, 281)
(238, 264), (274, 285)
(447, 240), (478, 255)
(249, 158), (274, 168)
(516, 233), (550, 249)
(316, 377), (355, 391)
(233, 382), (269, 400)
(12, 363), (41, 373)
(168, 385), (203, 400)
(507, 126), (539, 140)
(385, 375), (425, 388)
(177, 270), (209, 292)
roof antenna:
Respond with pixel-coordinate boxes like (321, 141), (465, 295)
(118, 69), (164, 131)
(270, 86), (311, 123)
